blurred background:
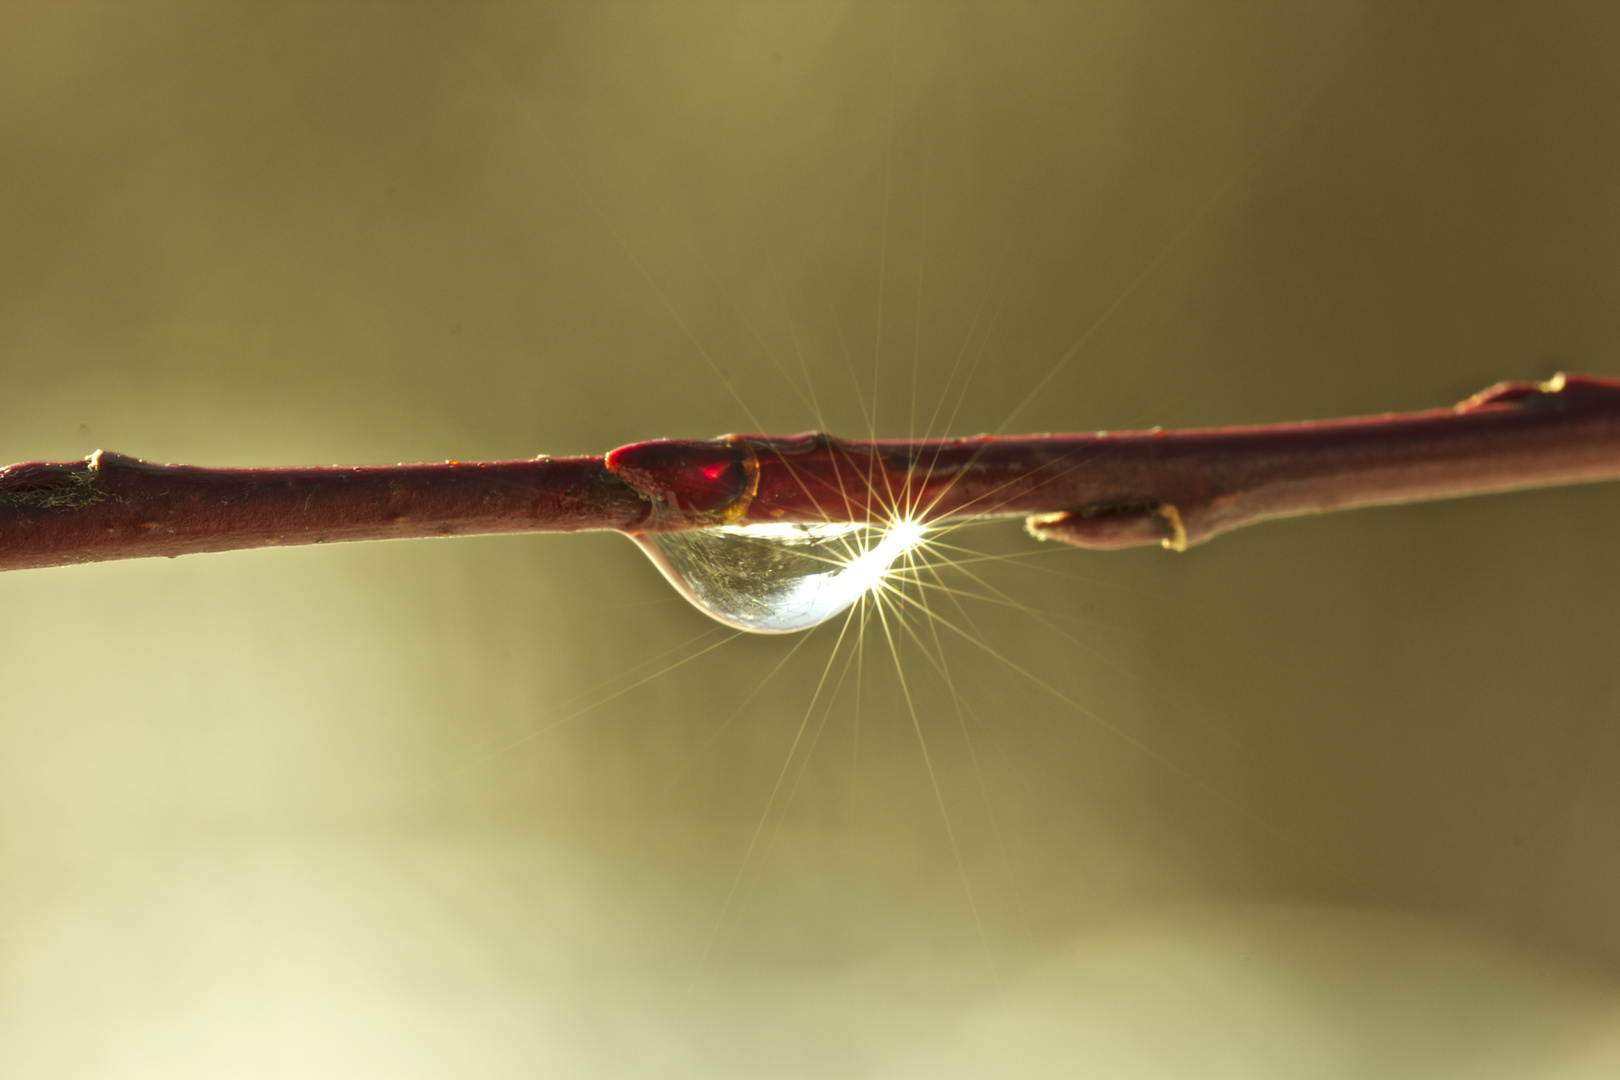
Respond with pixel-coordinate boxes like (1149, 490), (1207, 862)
(3, 1), (1620, 1076)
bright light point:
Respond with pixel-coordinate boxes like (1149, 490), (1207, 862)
(633, 515), (934, 633)
(838, 517), (929, 599)
(886, 516), (928, 550)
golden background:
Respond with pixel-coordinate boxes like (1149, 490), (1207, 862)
(2, 2), (1619, 1075)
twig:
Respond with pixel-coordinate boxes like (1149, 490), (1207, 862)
(3, 374), (1618, 572)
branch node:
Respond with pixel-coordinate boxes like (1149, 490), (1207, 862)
(1024, 500), (1187, 551)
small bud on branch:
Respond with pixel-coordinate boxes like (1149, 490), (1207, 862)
(2, 374), (1618, 573)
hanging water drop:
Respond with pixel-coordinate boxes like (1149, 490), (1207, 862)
(632, 518), (927, 633)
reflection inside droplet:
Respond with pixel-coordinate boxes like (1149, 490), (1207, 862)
(633, 518), (928, 633)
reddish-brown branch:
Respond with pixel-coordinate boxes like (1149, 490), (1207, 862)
(3, 374), (1619, 572)
(0, 454), (647, 572)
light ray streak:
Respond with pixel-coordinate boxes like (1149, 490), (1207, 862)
(868, 558), (1000, 987)
(744, 633), (865, 892)
(915, 544), (1240, 746)
(385, 626), (745, 813)
(773, 264), (829, 432)
(868, 0), (902, 443)
(687, 598), (866, 990)
(890, 585), (1367, 895)
(996, 51), (1357, 435)
(892, 551), (1031, 930)
(922, 241), (1016, 444)
(654, 630), (821, 800)
(462, 47), (766, 432)
(820, 272), (874, 435)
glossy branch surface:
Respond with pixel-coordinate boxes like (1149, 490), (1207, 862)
(3, 374), (1618, 571)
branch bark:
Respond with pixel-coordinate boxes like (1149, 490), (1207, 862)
(3, 373), (1618, 572)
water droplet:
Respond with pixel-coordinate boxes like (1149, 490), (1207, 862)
(633, 519), (927, 633)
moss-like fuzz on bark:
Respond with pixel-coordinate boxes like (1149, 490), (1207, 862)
(0, 459), (108, 511)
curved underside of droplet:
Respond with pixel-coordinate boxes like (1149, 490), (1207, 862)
(631, 518), (927, 634)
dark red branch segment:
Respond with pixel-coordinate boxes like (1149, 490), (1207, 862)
(612, 373), (1620, 550)
(2, 373), (1618, 572)
(0, 453), (648, 572)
